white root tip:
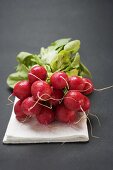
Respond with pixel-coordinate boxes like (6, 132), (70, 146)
(8, 93), (14, 105)
(94, 85), (113, 91)
(80, 106), (100, 139)
(88, 111), (101, 127)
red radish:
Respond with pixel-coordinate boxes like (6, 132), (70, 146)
(79, 96), (90, 112)
(55, 103), (77, 123)
(64, 90), (85, 111)
(68, 76), (85, 91)
(21, 97), (42, 116)
(36, 107), (55, 124)
(28, 65), (47, 84)
(14, 100), (28, 122)
(13, 80), (31, 100)
(14, 100), (23, 116)
(49, 87), (64, 106)
(82, 78), (94, 95)
(16, 114), (28, 122)
(31, 80), (52, 101)
(50, 72), (68, 89)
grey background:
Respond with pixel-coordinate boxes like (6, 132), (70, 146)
(0, 0), (113, 170)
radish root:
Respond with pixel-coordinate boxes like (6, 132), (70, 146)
(79, 82), (93, 93)
(28, 72), (43, 81)
(72, 113), (87, 126)
(28, 93), (52, 111)
(94, 85), (113, 91)
(79, 82), (113, 93)
(80, 106), (99, 139)
(20, 115), (31, 123)
(7, 93), (14, 105)
(60, 76), (69, 90)
(88, 110), (101, 127)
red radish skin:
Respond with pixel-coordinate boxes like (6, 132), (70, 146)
(28, 66), (47, 84)
(49, 88), (64, 106)
(31, 81), (52, 101)
(64, 90), (85, 111)
(36, 107), (55, 124)
(50, 72), (68, 89)
(21, 97), (42, 116)
(14, 100), (23, 116)
(14, 100), (28, 122)
(82, 78), (94, 95)
(16, 114), (28, 122)
(79, 96), (90, 112)
(68, 76), (85, 91)
(55, 104), (77, 123)
(13, 80), (31, 100)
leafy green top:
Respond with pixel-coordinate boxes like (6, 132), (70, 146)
(7, 38), (92, 88)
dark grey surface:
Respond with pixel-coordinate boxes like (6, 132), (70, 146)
(0, 0), (113, 169)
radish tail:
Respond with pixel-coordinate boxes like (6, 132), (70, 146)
(88, 111), (101, 127)
(80, 106), (99, 139)
(94, 85), (113, 91)
(8, 93), (14, 105)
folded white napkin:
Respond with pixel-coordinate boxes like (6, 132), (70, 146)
(3, 98), (89, 143)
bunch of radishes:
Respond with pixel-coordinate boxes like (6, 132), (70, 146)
(12, 65), (94, 125)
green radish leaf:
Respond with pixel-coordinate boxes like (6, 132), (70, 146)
(71, 52), (80, 68)
(62, 66), (72, 72)
(50, 50), (71, 72)
(40, 38), (71, 64)
(7, 64), (28, 88)
(17, 52), (42, 67)
(16, 52), (32, 63)
(16, 64), (28, 72)
(67, 69), (78, 77)
(79, 63), (92, 78)
(63, 53), (80, 72)
(40, 47), (58, 64)
(49, 38), (71, 51)
(64, 40), (80, 53)
(33, 54), (43, 66)
(44, 64), (52, 72)
(6, 38), (92, 89)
